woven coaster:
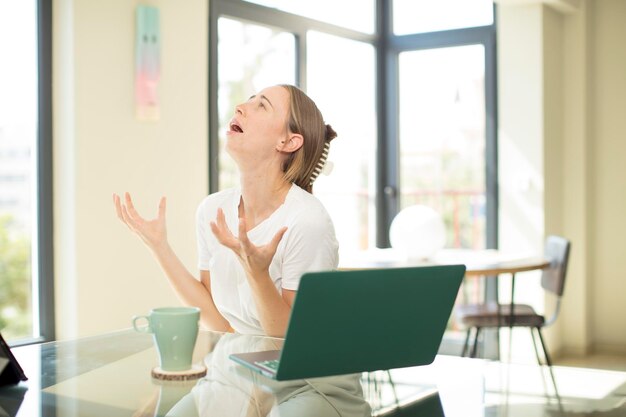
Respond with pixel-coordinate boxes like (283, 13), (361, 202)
(151, 364), (207, 381)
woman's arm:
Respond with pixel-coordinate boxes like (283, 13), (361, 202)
(210, 208), (293, 337)
(246, 273), (296, 337)
(113, 193), (230, 331)
(151, 247), (231, 331)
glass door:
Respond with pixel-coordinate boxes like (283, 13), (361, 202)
(398, 44), (489, 354)
(398, 45), (487, 249)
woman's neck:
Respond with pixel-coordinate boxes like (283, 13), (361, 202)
(238, 168), (291, 231)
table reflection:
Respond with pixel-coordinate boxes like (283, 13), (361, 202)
(5, 330), (626, 417)
(165, 333), (371, 417)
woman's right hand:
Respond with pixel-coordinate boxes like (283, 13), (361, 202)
(113, 192), (168, 251)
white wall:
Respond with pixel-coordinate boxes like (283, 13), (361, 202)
(497, 3), (551, 361)
(498, 5), (545, 258)
(498, 0), (626, 356)
(53, 0), (208, 339)
(588, 0), (626, 353)
(559, 0), (592, 356)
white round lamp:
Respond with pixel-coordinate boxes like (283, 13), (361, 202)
(389, 205), (447, 260)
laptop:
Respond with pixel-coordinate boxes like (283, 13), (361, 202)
(229, 265), (465, 380)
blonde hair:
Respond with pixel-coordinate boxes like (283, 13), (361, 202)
(279, 84), (337, 193)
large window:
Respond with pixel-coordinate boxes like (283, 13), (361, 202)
(0, 0), (54, 344)
(209, 0), (497, 253)
(209, 0), (497, 352)
(209, 0), (379, 253)
(393, 0), (493, 35)
(398, 45), (487, 249)
(241, 0), (376, 34)
(209, 0), (496, 253)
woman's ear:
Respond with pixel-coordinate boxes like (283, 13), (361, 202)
(277, 133), (304, 153)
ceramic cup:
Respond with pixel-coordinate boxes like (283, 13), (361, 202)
(132, 307), (200, 372)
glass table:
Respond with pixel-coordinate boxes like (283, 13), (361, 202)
(2, 329), (626, 416)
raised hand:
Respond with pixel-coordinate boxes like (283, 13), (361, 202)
(113, 192), (168, 250)
(210, 207), (287, 279)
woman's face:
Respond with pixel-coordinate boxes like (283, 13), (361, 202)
(225, 85), (292, 168)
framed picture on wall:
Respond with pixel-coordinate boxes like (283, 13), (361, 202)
(135, 5), (161, 121)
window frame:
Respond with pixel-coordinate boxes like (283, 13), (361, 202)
(17, 0), (55, 347)
(6, 0), (55, 347)
(379, 1), (498, 249)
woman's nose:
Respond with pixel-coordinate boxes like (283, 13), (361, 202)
(235, 103), (244, 115)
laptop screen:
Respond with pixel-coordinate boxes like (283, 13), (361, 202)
(274, 265), (465, 379)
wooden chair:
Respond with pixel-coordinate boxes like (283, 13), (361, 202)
(456, 235), (571, 366)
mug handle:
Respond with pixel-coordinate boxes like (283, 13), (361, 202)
(132, 315), (152, 333)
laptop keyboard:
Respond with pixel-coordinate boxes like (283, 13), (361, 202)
(254, 359), (280, 373)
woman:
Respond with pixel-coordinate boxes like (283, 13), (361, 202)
(113, 84), (338, 337)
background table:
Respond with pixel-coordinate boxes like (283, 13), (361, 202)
(339, 248), (550, 276)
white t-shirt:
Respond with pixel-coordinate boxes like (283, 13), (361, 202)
(196, 183), (339, 334)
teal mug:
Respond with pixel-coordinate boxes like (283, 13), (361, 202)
(132, 307), (200, 372)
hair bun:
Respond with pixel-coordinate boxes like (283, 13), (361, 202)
(325, 124), (338, 142)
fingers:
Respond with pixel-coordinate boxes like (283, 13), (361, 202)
(113, 193), (135, 231)
(209, 221), (220, 239)
(124, 192), (143, 222)
(210, 208), (239, 249)
(209, 207), (288, 262)
(113, 192), (150, 232)
(215, 208), (230, 238)
(120, 200), (140, 231)
(239, 221), (286, 261)
(216, 207), (228, 229)
(113, 194), (124, 222)
(158, 196), (166, 219)
(268, 227), (288, 254)
(238, 216), (251, 248)
(211, 208), (226, 239)
(115, 192), (165, 223)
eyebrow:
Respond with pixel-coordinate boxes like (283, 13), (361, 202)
(249, 94), (274, 109)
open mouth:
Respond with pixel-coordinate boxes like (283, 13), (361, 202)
(229, 120), (244, 133)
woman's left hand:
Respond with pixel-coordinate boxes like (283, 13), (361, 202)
(210, 208), (287, 279)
